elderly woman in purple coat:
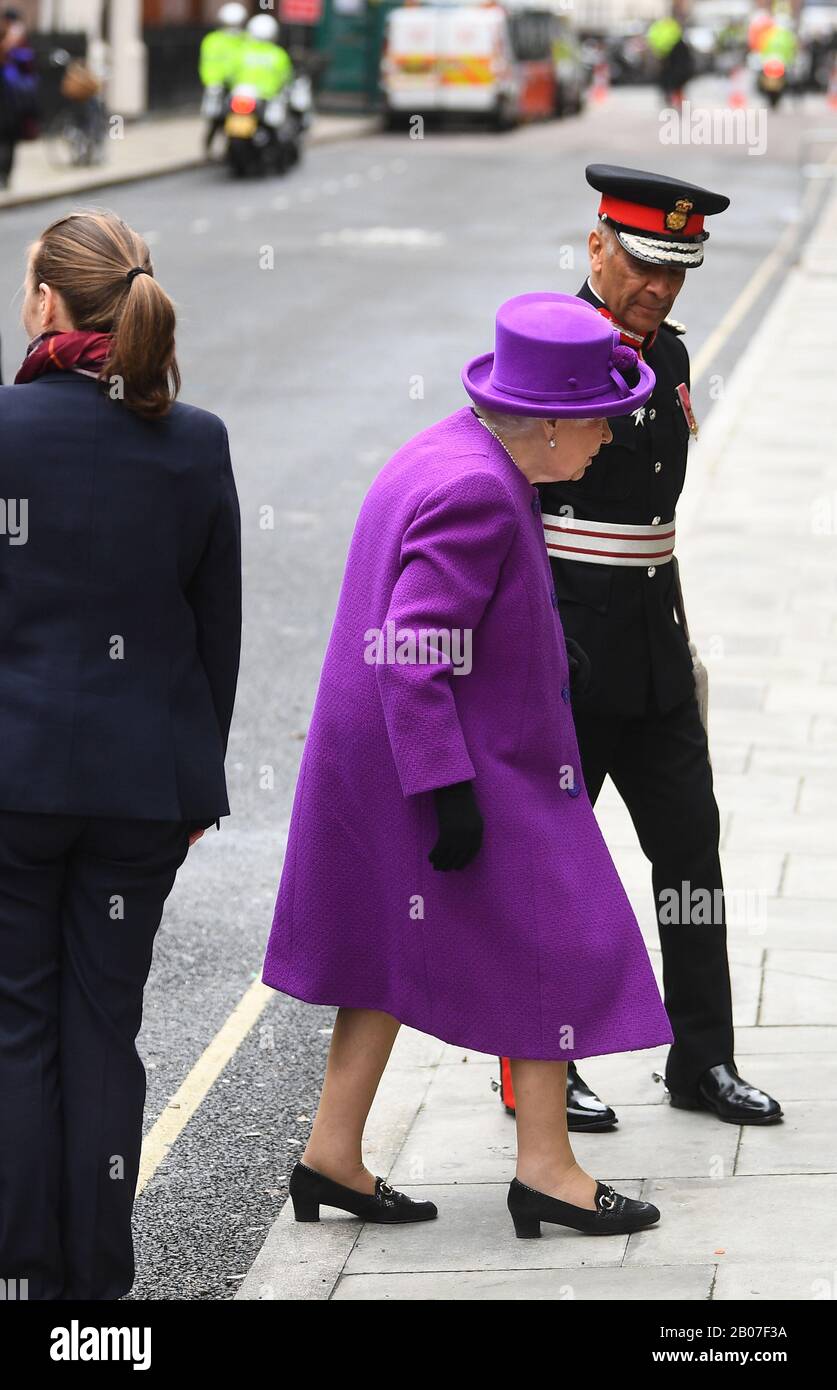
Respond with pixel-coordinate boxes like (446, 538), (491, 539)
(263, 294), (674, 1239)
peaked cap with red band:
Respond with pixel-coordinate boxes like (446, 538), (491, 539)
(586, 164), (730, 269)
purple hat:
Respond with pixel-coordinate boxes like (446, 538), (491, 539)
(462, 292), (655, 419)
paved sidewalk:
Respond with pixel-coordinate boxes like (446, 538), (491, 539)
(0, 111), (378, 209)
(238, 185), (837, 1302)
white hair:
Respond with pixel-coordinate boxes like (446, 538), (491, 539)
(475, 406), (599, 440)
(594, 221), (620, 256)
(473, 405), (542, 440)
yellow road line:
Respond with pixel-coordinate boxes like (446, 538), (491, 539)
(137, 978), (274, 1195)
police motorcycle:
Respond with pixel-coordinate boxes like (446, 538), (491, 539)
(223, 11), (306, 177)
(224, 81), (301, 176)
(751, 14), (800, 110)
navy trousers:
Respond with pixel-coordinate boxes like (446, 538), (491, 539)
(0, 813), (190, 1300)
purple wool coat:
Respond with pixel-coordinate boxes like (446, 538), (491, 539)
(263, 407), (673, 1060)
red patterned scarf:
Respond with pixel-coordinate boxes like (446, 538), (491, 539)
(15, 331), (113, 385)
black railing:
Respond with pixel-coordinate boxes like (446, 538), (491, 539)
(143, 24), (205, 113)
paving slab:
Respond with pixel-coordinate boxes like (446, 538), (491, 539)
(387, 1064), (740, 1187)
(735, 1101), (837, 1175)
(341, 1180), (645, 1275)
(621, 1175), (837, 1268)
(333, 1264), (716, 1301)
(713, 1262), (837, 1301)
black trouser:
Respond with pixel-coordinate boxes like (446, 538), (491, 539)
(573, 694), (734, 1094)
(0, 813), (190, 1300)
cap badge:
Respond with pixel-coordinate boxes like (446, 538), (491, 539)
(665, 199), (694, 232)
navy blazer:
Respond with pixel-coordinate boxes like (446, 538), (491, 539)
(0, 374), (241, 822)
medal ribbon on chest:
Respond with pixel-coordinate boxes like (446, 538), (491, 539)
(675, 382), (699, 438)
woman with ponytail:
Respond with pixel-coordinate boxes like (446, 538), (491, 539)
(0, 210), (241, 1299)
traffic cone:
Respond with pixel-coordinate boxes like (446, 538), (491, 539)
(591, 60), (610, 104)
(728, 64), (747, 108)
(828, 60), (837, 111)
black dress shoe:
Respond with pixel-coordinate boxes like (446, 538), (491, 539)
(567, 1062), (619, 1132)
(500, 1062), (618, 1131)
(289, 1160), (438, 1224)
(669, 1062), (783, 1125)
(508, 1176), (660, 1238)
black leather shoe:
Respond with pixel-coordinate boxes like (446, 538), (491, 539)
(289, 1160), (438, 1224)
(669, 1062), (783, 1125)
(500, 1062), (618, 1130)
(567, 1062), (619, 1132)
(508, 1176), (660, 1238)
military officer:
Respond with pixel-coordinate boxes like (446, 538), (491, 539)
(499, 166), (782, 1128)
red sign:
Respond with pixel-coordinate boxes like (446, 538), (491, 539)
(279, 0), (323, 22)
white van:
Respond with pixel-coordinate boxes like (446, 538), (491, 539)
(381, 4), (520, 126)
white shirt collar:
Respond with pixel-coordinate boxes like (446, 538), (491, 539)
(585, 276), (605, 305)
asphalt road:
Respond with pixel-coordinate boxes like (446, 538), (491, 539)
(0, 79), (833, 1300)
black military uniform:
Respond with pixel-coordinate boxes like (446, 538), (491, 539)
(534, 167), (782, 1122)
(543, 286), (695, 721)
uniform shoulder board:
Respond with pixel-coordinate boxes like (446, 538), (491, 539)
(661, 316), (687, 335)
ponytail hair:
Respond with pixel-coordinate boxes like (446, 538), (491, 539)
(30, 209), (181, 419)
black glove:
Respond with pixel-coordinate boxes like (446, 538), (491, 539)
(565, 636), (592, 699)
(429, 780), (483, 871)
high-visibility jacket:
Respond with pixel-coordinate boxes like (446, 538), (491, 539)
(233, 38), (293, 99)
(199, 29), (247, 89)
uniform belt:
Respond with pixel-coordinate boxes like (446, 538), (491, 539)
(542, 513), (676, 567)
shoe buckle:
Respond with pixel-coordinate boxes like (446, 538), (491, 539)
(377, 1178), (396, 1205)
(597, 1183), (616, 1212)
